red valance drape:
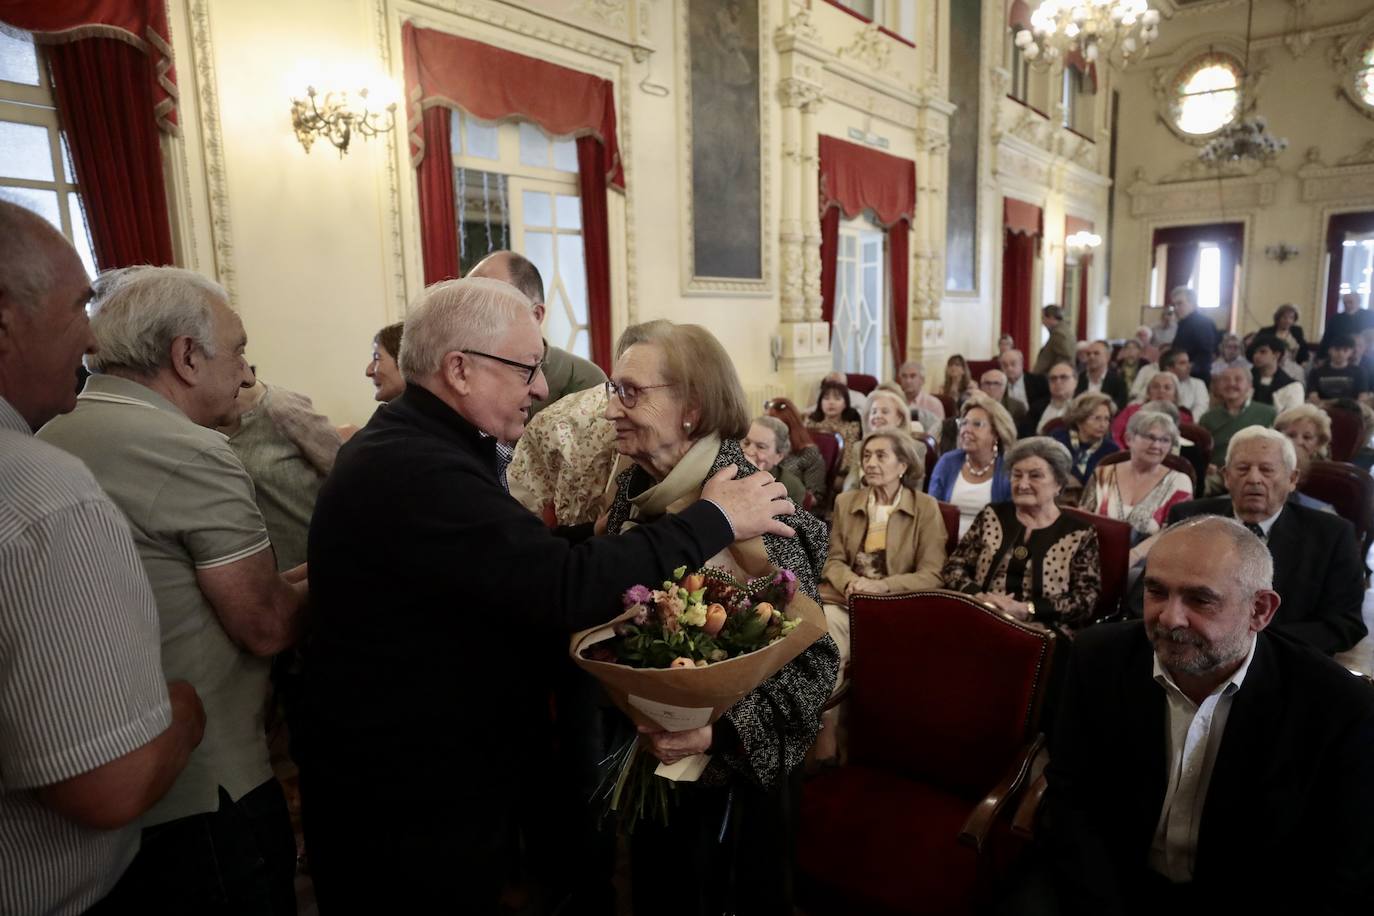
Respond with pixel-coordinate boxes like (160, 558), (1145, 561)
(1064, 49), (1099, 91)
(1009, 0), (1032, 31)
(0, 0), (177, 133)
(402, 22), (622, 370)
(1004, 197), (1043, 237)
(818, 135), (916, 367)
(1325, 211), (1374, 320)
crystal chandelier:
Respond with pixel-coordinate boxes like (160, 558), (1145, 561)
(1198, 116), (1287, 165)
(1014, 1), (1161, 68)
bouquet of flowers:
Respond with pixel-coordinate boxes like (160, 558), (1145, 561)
(571, 564), (826, 828)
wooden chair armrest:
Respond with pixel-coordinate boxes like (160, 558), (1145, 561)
(958, 733), (1045, 853)
(1011, 771), (1049, 840)
(822, 678), (850, 711)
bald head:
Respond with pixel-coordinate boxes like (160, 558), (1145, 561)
(467, 250), (545, 320)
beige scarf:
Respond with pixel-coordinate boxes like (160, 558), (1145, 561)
(623, 433), (772, 579)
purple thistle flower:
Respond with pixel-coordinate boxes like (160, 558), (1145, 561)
(772, 569), (799, 603)
(623, 584), (653, 608)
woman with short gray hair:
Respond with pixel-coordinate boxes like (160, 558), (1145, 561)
(941, 436), (1101, 630)
(1049, 391), (1118, 488)
(741, 414), (805, 503)
(1081, 410), (1194, 549)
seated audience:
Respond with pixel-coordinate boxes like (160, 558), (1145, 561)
(299, 284), (814, 912)
(999, 347), (1046, 409)
(1114, 338), (1146, 390)
(941, 437), (1102, 630)
(1152, 304), (1177, 348)
(467, 249), (605, 415)
(928, 393), (1017, 537)
(823, 369), (868, 418)
(821, 429), (946, 682)
(742, 415), (806, 503)
(1166, 427), (1366, 654)
(1349, 399), (1374, 471)
(0, 200), (206, 915)
(1133, 324), (1160, 363)
(1075, 340), (1128, 410)
(866, 384), (917, 435)
(39, 266), (309, 912)
(981, 367), (1027, 426)
(1082, 410), (1194, 567)
(806, 380), (864, 495)
(1210, 332), (1250, 375)
(1308, 334), (1367, 401)
(1248, 333), (1304, 414)
(366, 320), (405, 403)
(1199, 367), (1276, 467)
(1051, 392), (1119, 488)
(221, 372), (343, 569)
(1023, 361), (1077, 436)
(998, 333), (1016, 354)
(1319, 292), (1373, 359)
(1273, 404), (1337, 513)
(940, 353), (974, 408)
(1111, 372), (1193, 448)
(764, 397), (827, 507)
(507, 384), (618, 526)
(1029, 516), (1374, 913)
(1257, 302), (1310, 380)
(896, 359), (944, 427)
(1131, 347), (1210, 416)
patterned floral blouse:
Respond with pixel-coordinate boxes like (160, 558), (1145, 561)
(940, 501), (1102, 629)
(804, 417), (862, 480)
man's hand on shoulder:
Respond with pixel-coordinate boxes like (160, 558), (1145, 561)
(702, 465), (796, 540)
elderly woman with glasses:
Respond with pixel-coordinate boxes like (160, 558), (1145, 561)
(941, 437), (1101, 631)
(764, 397), (826, 506)
(1050, 391), (1118, 488)
(602, 320), (838, 916)
(928, 393), (1018, 537)
(1081, 409), (1193, 554)
(365, 321), (405, 403)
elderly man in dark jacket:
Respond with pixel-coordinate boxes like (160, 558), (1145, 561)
(299, 278), (797, 913)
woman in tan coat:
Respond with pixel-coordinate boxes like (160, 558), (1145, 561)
(820, 428), (947, 683)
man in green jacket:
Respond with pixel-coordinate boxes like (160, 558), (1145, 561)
(1032, 304), (1076, 376)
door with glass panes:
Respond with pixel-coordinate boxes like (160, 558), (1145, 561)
(831, 215), (887, 379)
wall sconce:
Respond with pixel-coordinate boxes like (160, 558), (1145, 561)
(1065, 231), (1103, 255)
(290, 86), (396, 157)
(1264, 243), (1300, 263)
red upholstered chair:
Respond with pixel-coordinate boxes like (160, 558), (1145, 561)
(1301, 460), (1374, 557)
(846, 373), (879, 396)
(916, 432), (939, 492)
(937, 500), (961, 555)
(1324, 405), (1362, 463)
(798, 592), (1055, 915)
(966, 358), (998, 380)
(812, 431), (841, 482)
(1040, 416), (1067, 435)
(1061, 506), (1132, 621)
(1178, 421), (1213, 485)
(1093, 449), (1197, 492)
(937, 393), (957, 418)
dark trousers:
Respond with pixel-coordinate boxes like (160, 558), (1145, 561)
(301, 773), (509, 915)
(630, 770), (802, 916)
(92, 779), (296, 915)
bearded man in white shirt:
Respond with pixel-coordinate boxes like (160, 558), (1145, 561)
(1013, 516), (1374, 913)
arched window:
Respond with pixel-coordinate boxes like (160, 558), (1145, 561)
(1171, 54), (1243, 136)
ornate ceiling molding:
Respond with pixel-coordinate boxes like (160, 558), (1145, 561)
(1296, 142), (1374, 203)
(1124, 162), (1279, 217)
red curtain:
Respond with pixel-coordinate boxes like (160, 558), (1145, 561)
(1008, 0), (1032, 31)
(577, 136), (612, 371)
(1002, 232), (1036, 357)
(48, 38), (172, 268)
(818, 135), (916, 367)
(0, 0), (178, 133)
(820, 207), (841, 327)
(417, 107), (458, 285)
(1325, 211), (1374, 320)
(402, 22), (623, 371)
(1002, 197), (1042, 355)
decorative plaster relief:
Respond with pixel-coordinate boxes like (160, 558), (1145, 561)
(820, 67), (918, 127)
(837, 22), (892, 75)
(186, 0), (236, 305)
(579, 0), (626, 30)
(1330, 22), (1374, 122)
(1126, 168), (1279, 217)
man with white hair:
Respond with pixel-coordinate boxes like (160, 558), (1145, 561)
(999, 347), (1046, 410)
(1031, 516), (1374, 911)
(979, 367), (1026, 425)
(0, 203), (206, 913)
(1168, 286), (1218, 386)
(1165, 426), (1366, 654)
(39, 265), (307, 912)
(299, 277), (798, 911)
(896, 359), (944, 427)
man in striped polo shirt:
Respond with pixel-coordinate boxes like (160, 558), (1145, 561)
(0, 202), (206, 914)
